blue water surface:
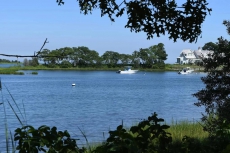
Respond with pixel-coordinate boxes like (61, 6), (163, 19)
(0, 70), (206, 150)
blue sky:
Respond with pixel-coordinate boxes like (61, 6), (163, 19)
(1, 0), (229, 63)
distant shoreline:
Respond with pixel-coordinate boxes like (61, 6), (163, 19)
(0, 63), (205, 74)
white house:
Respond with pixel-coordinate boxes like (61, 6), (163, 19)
(176, 47), (213, 64)
(176, 49), (197, 64)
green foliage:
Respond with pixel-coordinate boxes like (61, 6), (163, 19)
(193, 20), (230, 153)
(179, 136), (207, 153)
(193, 34), (230, 135)
(47, 63), (59, 68)
(94, 112), (172, 153)
(119, 54), (132, 65)
(208, 120), (230, 153)
(222, 144), (230, 153)
(102, 51), (120, 65)
(35, 43), (170, 69)
(166, 120), (208, 142)
(31, 71), (38, 75)
(202, 42), (218, 51)
(23, 58), (29, 67)
(56, 0), (211, 43)
(14, 125), (85, 153)
(138, 43), (168, 69)
(60, 60), (72, 68)
(0, 67), (25, 74)
(30, 57), (39, 67)
(23, 58), (39, 67)
(223, 20), (230, 35)
(0, 58), (13, 63)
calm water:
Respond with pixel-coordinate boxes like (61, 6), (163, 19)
(0, 70), (206, 150)
(0, 63), (22, 68)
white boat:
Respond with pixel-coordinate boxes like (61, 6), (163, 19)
(116, 66), (138, 74)
(178, 67), (194, 74)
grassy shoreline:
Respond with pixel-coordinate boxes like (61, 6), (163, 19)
(166, 120), (208, 142)
(0, 64), (204, 74)
(84, 119), (209, 152)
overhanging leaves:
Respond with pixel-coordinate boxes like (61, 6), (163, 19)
(56, 0), (211, 43)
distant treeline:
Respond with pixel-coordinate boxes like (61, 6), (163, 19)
(0, 59), (19, 63)
(23, 43), (168, 69)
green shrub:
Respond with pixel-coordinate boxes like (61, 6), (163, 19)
(31, 71), (38, 75)
(93, 112), (172, 153)
(60, 60), (72, 68)
(15, 72), (24, 75)
(14, 125), (85, 153)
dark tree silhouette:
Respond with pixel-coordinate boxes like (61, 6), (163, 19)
(56, 0), (211, 43)
(193, 21), (230, 134)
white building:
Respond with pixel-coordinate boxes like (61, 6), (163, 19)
(176, 49), (197, 64)
(176, 47), (213, 64)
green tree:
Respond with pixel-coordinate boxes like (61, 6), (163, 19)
(223, 20), (230, 35)
(0, 59), (11, 63)
(139, 48), (149, 68)
(46, 50), (60, 67)
(72, 46), (100, 67)
(95, 56), (103, 68)
(138, 43), (167, 68)
(202, 42), (218, 51)
(72, 47), (81, 67)
(56, 0), (211, 43)
(154, 43), (168, 63)
(76, 46), (89, 67)
(59, 47), (74, 62)
(30, 57), (39, 67)
(131, 50), (140, 68)
(23, 58), (29, 66)
(86, 49), (101, 66)
(60, 60), (72, 68)
(193, 21), (230, 135)
(39, 49), (51, 65)
(119, 53), (132, 65)
(102, 51), (120, 67)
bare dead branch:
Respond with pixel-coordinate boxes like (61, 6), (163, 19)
(0, 54), (67, 58)
(37, 38), (49, 56)
(0, 38), (52, 58)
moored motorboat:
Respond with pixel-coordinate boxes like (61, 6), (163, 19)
(178, 67), (194, 74)
(117, 66), (138, 74)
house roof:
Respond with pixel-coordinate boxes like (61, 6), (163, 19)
(180, 49), (196, 59)
(181, 49), (193, 54)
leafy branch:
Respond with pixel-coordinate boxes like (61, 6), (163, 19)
(56, 0), (212, 43)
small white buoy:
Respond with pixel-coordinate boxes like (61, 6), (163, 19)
(72, 83), (76, 86)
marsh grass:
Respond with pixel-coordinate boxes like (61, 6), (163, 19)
(166, 119), (208, 142)
(0, 67), (24, 75)
(31, 71), (38, 75)
(0, 79), (26, 152)
(126, 119), (208, 141)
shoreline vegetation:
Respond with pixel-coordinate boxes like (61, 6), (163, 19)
(87, 120), (209, 152)
(0, 63), (205, 75)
